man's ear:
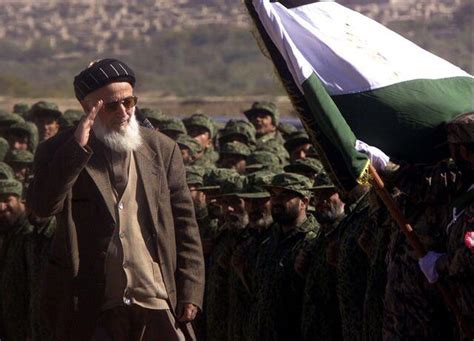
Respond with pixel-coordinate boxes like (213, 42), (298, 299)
(301, 196), (310, 209)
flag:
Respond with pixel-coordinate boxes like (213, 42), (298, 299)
(244, 0), (474, 191)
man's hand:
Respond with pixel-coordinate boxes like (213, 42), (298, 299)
(176, 302), (199, 322)
(74, 100), (103, 147)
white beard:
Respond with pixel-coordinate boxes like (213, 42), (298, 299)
(93, 109), (143, 152)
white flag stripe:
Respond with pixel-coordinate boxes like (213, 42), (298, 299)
(254, 0), (471, 95)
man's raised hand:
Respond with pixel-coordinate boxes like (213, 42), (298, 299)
(74, 100), (103, 147)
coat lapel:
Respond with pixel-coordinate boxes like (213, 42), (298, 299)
(84, 136), (117, 224)
(134, 142), (161, 230)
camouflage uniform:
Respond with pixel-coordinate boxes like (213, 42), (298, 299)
(284, 157), (324, 181)
(176, 134), (204, 166)
(0, 179), (54, 341)
(336, 188), (371, 341)
(383, 162), (459, 340)
(218, 141), (251, 173)
(246, 150), (284, 174)
(156, 118), (186, 140)
(301, 175), (343, 341)
(183, 113), (219, 167)
(218, 119), (257, 150)
(7, 121), (39, 153)
(227, 171), (274, 341)
(4, 149), (34, 186)
(12, 103), (31, 117)
(205, 171), (246, 341)
(0, 112), (25, 138)
(277, 122), (298, 141)
(0, 162), (14, 179)
(252, 173), (319, 341)
(139, 107), (166, 128)
(0, 137), (8, 162)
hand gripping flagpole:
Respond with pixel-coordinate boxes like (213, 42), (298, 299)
(368, 164), (473, 338)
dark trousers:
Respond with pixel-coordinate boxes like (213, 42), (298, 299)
(92, 305), (190, 341)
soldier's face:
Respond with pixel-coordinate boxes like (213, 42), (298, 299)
(245, 197), (273, 229)
(187, 126), (212, 149)
(290, 143), (312, 162)
(249, 112), (275, 135)
(8, 133), (29, 151)
(0, 194), (24, 229)
(35, 115), (59, 141)
(270, 189), (306, 225)
(180, 148), (193, 166)
(313, 189), (345, 225)
(221, 195), (249, 228)
(83, 82), (135, 132)
(219, 155), (246, 174)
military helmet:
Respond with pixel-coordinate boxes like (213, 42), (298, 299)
(185, 166), (206, 187)
(0, 138), (8, 162)
(176, 134), (203, 157)
(243, 101), (280, 125)
(7, 121), (39, 152)
(30, 101), (62, 119)
(238, 170), (273, 199)
(219, 141), (251, 158)
(0, 112), (25, 127)
(265, 172), (313, 198)
(0, 178), (23, 197)
(183, 113), (217, 139)
(0, 162), (14, 179)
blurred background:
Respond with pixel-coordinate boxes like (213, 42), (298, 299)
(0, 0), (472, 117)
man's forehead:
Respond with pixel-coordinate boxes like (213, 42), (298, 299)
(83, 82), (133, 103)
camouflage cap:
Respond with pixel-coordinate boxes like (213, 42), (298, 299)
(0, 138), (8, 162)
(284, 130), (311, 153)
(7, 122), (39, 152)
(59, 109), (83, 129)
(185, 166), (206, 187)
(157, 118), (187, 135)
(0, 162), (14, 179)
(219, 141), (251, 158)
(284, 158), (324, 175)
(256, 142), (290, 165)
(0, 178), (23, 197)
(446, 112), (474, 144)
(238, 170), (273, 199)
(243, 101), (280, 125)
(140, 108), (165, 125)
(176, 134), (203, 157)
(200, 168), (241, 192)
(278, 122), (298, 139)
(218, 119), (256, 146)
(5, 150), (34, 165)
(0, 112), (25, 126)
(30, 101), (62, 119)
(183, 113), (216, 139)
(12, 103), (31, 116)
(214, 173), (246, 197)
(265, 172), (313, 198)
(311, 172), (336, 191)
(246, 150), (281, 173)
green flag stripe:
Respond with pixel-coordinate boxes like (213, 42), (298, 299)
(332, 76), (474, 163)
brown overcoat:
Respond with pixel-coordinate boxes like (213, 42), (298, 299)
(27, 127), (204, 340)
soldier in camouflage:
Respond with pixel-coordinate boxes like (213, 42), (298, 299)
(252, 172), (318, 341)
(296, 174), (345, 341)
(218, 119), (256, 150)
(4, 149), (34, 184)
(184, 113), (219, 167)
(58, 109), (83, 131)
(6, 121), (39, 153)
(284, 131), (313, 163)
(418, 112), (474, 340)
(284, 157), (324, 183)
(156, 117), (187, 141)
(0, 111), (24, 138)
(245, 150), (283, 175)
(218, 141), (251, 174)
(176, 134), (204, 167)
(30, 101), (62, 142)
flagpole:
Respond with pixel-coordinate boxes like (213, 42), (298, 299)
(368, 164), (473, 337)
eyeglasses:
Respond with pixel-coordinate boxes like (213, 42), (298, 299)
(103, 96), (138, 113)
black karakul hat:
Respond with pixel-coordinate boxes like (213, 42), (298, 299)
(73, 58), (136, 100)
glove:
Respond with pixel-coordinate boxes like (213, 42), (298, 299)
(418, 251), (445, 283)
(355, 139), (390, 171)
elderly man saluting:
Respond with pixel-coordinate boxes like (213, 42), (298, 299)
(28, 59), (204, 341)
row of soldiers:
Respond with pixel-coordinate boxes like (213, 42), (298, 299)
(0, 99), (473, 340)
